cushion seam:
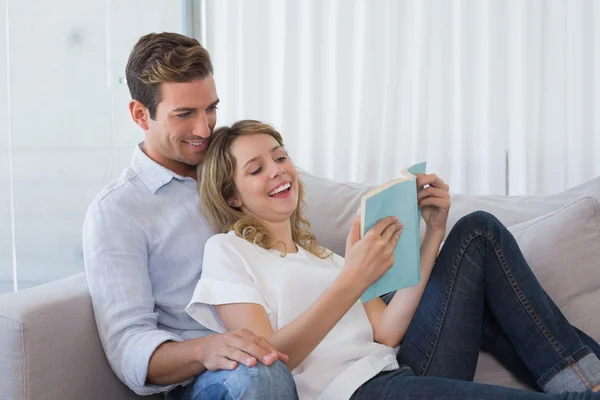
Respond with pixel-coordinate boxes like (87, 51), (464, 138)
(0, 315), (26, 399)
(509, 196), (594, 233)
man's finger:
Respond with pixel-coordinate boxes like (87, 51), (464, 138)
(207, 355), (238, 371)
(255, 336), (290, 363)
(231, 331), (289, 365)
(220, 346), (259, 367)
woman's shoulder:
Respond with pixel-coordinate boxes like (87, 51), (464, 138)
(205, 231), (250, 252)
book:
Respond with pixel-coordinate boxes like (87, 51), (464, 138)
(359, 161), (427, 303)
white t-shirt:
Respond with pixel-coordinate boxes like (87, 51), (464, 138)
(186, 231), (399, 400)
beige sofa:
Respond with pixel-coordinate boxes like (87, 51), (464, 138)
(1, 174), (599, 400)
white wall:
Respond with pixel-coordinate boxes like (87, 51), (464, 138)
(0, 0), (182, 293)
(0, 0), (12, 293)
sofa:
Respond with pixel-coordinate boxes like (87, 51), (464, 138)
(1, 173), (599, 400)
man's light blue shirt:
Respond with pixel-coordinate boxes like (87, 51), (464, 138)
(83, 145), (216, 396)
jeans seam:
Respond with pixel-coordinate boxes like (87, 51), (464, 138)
(475, 227), (569, 362)
(417, 229), (476, 375)
(570, 361), (592, 388)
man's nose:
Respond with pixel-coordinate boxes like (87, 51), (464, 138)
(193, 113), (210, 138)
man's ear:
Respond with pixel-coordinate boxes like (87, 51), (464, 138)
(129, 100), (150, 130)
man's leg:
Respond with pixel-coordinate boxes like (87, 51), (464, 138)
(171, 360), (297, 400)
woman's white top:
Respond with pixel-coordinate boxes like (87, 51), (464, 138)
(186, 231), (399, 400)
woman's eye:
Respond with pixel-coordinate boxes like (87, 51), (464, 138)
(250, 167), (262, 176)
(276, 156), (287, 163)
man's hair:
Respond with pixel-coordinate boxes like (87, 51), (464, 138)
(199, 120), (331, 259)
(125, 32), (213, 119)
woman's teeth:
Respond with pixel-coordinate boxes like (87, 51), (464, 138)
(268, 182), (291, 196)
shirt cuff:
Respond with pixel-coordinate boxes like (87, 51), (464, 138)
(121, 330), (192, 396)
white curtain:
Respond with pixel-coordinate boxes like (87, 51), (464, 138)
(203, 0), (600, 195)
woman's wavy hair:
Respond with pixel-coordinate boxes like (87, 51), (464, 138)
(199, 120), (331, 259)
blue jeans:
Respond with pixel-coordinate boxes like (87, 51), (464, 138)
(170, 360), (297, 400)
(352, 211), (600, 399)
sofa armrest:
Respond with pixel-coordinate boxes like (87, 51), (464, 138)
(0, 273), (160, 400)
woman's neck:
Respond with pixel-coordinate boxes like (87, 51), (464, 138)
(263, 220), (297, 254)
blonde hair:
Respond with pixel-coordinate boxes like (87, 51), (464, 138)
(199, 120), (331, 259)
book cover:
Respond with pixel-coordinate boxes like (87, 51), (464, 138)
(359, 161), (427, 303)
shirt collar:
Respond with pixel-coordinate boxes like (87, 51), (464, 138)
(130, 144), (196, 194)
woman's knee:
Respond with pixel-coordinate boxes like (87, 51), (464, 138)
(453, 211), (503, 233)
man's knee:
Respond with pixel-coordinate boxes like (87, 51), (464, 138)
(185, 360), (297, 400)
(230, 360), (297, 399)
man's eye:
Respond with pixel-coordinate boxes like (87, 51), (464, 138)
(176, 112), (191, 118)
(250, 167), (262, 176)
(208, 105), (219, 112)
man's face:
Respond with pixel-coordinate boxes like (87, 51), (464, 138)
(141, 76), (219, 177)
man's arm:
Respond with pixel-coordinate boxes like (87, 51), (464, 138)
(83, 204), (188, 394)
(83, 204), (287, 393)
(147, 330), (287, 385)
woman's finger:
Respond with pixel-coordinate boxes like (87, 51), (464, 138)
(419, 197), (451, 211)
(417, 186), (450, 202)
(416, 174), (449, 191)
(381, 221), (403, 244)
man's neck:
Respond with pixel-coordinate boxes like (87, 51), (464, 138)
(140, 142), (197, 180)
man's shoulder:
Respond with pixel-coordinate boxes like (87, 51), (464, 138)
(88, 167), (147, 211)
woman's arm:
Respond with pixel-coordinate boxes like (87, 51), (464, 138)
(363, 173), (451, 347)
(215, 215), (402, 371)
(363, 228), (445, 347)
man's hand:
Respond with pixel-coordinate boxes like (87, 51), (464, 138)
(199, 329), (290, 371)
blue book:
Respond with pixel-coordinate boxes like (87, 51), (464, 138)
(359, 161), (427, 303)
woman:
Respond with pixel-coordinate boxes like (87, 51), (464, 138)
(186, 120), (600, 399)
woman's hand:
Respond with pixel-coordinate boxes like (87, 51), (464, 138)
(416, 174), (451, 235)
(343, 215), (403, 292)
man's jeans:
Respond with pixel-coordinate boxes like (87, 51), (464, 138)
(170, 360), (297, 400)
(353, 211), (600, 399)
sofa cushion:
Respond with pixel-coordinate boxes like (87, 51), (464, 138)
(302, 170), (600, 256)
(474, 194), (600, 389)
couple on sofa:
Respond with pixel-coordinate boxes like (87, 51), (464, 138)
(83, 32), (600, 400)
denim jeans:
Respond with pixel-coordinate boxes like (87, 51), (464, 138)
(170, 360), (298, 400)
(352, 211), (600, 400)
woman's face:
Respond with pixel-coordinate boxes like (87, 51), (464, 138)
(229, 133), (299, 225)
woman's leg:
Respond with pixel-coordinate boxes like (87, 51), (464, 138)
(396, 211), (600, 393)
(351, 367), (599, 400)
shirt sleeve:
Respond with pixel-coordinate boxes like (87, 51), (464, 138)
(186, 235), (273, 333)
(83, 203), (188, 396)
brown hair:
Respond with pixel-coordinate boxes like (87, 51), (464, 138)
(125, 32), (213, 119)
(199, 120), (331, 259)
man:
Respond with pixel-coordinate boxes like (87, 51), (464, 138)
(83, 32), (297, 399)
